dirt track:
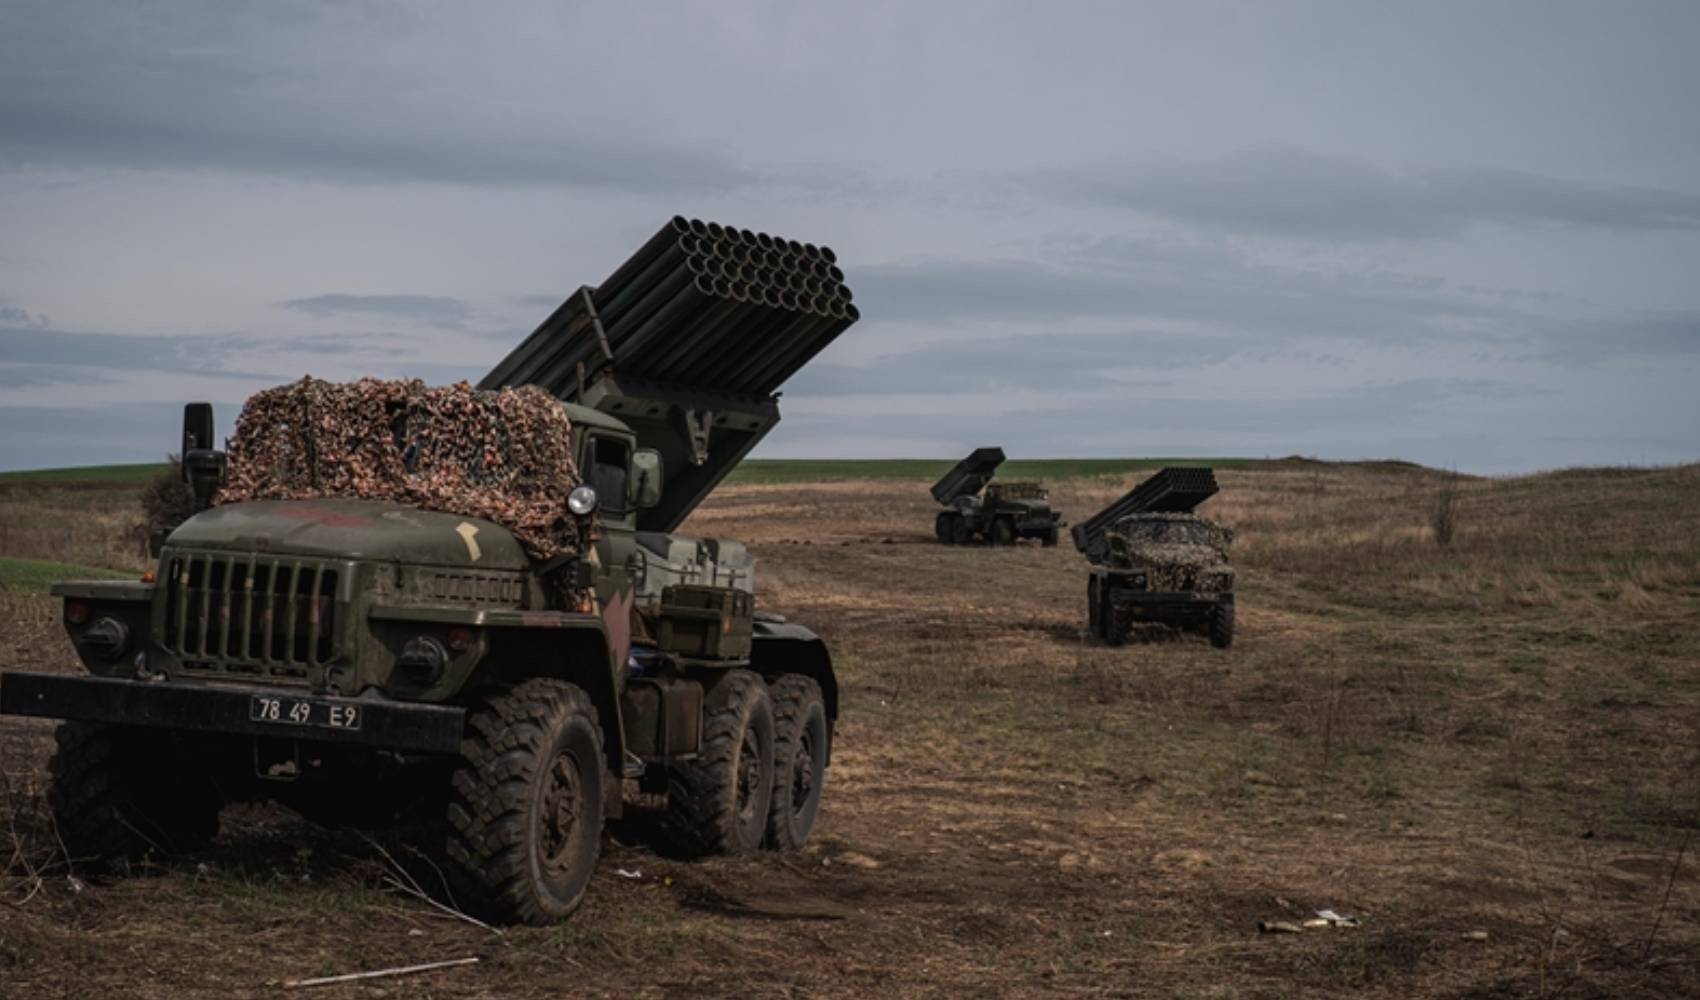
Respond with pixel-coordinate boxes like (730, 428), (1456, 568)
(3, 464), (1698, 998)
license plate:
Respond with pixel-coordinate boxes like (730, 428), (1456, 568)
(249, 695), (362, 731)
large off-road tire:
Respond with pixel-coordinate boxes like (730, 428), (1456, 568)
(1208, 600), (1236, 649)
(1104, 591), (1137, 647)
(1041, 526), (1059, 547)
(935, 512), (958, 544)
(664, 669), (775, 856)
(951, 517), (974, 546)
(47, 722), (222, 866)
(991, 518), (1016, 547)
(766, 675), (829, 850)
(1087, 576), (1103, 639)
(445, 678), (606, 925)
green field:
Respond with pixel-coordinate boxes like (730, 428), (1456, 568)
(0, 462), (170, 483)
(0, 556), (131, 594)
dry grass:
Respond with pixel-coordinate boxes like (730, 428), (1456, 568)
(2, 461), (1698, 998)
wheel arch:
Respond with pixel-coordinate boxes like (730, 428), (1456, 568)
(474, 624), (625, 778)
(749, 623), (837, 723)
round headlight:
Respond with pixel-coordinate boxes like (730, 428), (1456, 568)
(398, 635), (449, 683)
(83, 617), (130, 660)
(567, 485), (598, 516)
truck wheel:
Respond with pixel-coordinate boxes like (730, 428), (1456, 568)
(991, 518), (1016, 546)
(446, 678), (605, 925)
(1208, 601), (1236, 649)
(766, 675), (828, 850)
(47, 722), (222, 865)
(1105, 592), (1136, 647)
(664, 669), (774, 856)
(950, 517), (974, 546)
(1087, 577), (1103, 639)
(935, 512), (957, 544)
(1041, 527), (1059, 547)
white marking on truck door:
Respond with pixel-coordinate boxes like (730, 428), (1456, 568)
(455, 522), (482, 561)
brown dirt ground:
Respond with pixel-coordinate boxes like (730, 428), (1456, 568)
(2, 462), (1698, 999)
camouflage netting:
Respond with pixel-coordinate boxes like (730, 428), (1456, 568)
(217, 377), (593, 564)
(1109, 513), (1236, 594)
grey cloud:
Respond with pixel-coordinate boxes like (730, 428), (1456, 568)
(0, 365), (114, 389)
(786, 331), (1212, 397)
(0, 2), (752, 194)
(0, 325), (238, 373)
(1519, 311), (1700, 366)
(854, 243), (1523, 348)
(1033, 150), (1700, 240)
(777, 377), (1544, 469)
(0, 303), (50, 327)
(280, 294), (473, 328)
(0, 103), (755, 193)
(0, 322), (488, 392)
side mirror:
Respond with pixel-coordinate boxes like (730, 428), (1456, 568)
(630, 448), (663, 509)
(180, 402), (227, 511)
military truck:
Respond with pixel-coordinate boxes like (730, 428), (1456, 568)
(932, 447), (1062, 546)
(0, 217), (860, 925)
(1073, 467), (1235, 648)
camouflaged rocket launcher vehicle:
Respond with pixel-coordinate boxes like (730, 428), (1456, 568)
(932, 447), (1062, 546)
(1074, 467), (1235, 648)
(0, 217), (860, 926)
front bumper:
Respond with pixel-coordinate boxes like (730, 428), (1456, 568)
(1116, 591), (1231, 624)
(0, 671), (465, 755)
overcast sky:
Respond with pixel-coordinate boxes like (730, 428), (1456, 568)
(2, 0), (1697, 473)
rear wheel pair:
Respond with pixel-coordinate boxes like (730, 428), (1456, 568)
(663, 670), (828, 854)
(938, 511), (976, 545)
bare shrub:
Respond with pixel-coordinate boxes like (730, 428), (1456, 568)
(1432, 474), (1459, 547)
(138, 455), (194, 551)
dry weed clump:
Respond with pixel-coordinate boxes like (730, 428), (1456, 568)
(0, 726), (61, 903)
(1431, 475), (1459, 547)
(138, 456), (195, 548)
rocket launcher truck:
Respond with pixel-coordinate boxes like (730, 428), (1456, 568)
(931, 447), (1062, 546)
(0, 217), (859, 925)
(1074, 467), (1236, 648)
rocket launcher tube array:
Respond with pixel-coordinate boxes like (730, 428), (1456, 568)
(931, 447), (1008, 505)
(482, 217), (859, 403)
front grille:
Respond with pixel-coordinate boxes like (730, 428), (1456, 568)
(162, 553), (343, 682)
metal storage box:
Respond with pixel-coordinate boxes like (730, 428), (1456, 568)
(656, 584), (753, 660)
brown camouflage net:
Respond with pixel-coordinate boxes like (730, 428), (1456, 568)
(1108, 513), (1236, 594)
(217, 377), (592, 565)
